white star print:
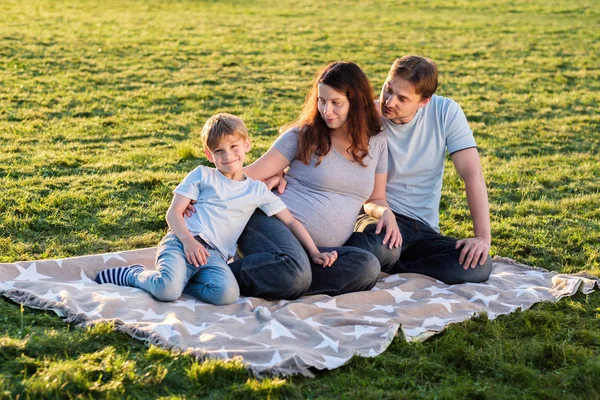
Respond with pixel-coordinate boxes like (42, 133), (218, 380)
(363, 316), (390, 324)
(55, 259), (64, 268)
(101, 253), (128, 264)
(171, 299), (200, 312)
(261, 320), (297, 339)
(149, 315), (182, 341)
(490, 272), (517, 283)
(133, 308), (169, 320)
(422, 286), (454, 296)
(255, 350), (283, 368)
(426, 297), (462, 312)
(62, 282), (87, 290)
(235, 297), (253, 307)
(212, 346), (229, 359)
(75, 303), (104, 319)
(369, 304), (395, 313)
(385, 287), (416, 304)
(215, 331), (235, 340)
(468, 291), (499, 307)
(0, 281), (15, 290)
(182, 321), (211, 335)
(14, 263), (52, 281)
(402, 326), (429, 337)
(342, 325), (378, 340)
(366, 348), (379, 357)
(421, 316), (455, 328)
(75, 270), (96, 283)
(313, 331), (339, 353)
(302, 317), (323, 328)
(320, 354), (348, 369)
(215, 313), (252, 324)
(39, 289), (59, 301)
(381, 274), (406, 283)
(314, 298), (352, 312)
(95, 291), (134, 302)
(514, 286), (540, 297)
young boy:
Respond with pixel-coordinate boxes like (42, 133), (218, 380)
(95, 113), (337, 305)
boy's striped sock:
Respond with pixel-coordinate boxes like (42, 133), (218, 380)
(95, 264), (144, 287)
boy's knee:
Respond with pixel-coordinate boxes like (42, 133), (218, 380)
(209, 284), (240, 305)
(152, 285), (184, 302)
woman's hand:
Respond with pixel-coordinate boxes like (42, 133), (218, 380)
(311, 250), (338, 268)
(376, 209), (402, 249)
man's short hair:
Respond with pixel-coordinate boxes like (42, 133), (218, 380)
(389, 55), (438, 99)
(201, 113), (248, 151)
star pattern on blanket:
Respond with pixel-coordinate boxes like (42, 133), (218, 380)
(314, 331), (339, 353)
(14, 263), (52, 281)
(261, 320), (297, 339)
(314, 298), (352, 312)
(342, 325), (379, 340)
(426, 297), (462, 312)
(2, 250), (598, 377)
(385, 287), (416, 304)
(468, 291), (500, 307)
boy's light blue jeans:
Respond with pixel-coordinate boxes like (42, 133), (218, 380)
(131, 232), (239, 305)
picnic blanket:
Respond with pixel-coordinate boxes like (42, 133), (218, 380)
(1, 248), (598, 377)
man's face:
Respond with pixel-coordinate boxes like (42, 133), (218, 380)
(380, 76), (430, 124)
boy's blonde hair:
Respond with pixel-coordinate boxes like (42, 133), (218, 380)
(201, 113), (249, 151)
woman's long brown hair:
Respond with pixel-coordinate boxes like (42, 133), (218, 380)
(282, 61), (382, 166)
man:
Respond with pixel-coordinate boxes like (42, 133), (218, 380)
(351, 55), (493, 284)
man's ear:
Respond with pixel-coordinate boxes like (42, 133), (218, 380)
(419, 97), (432, 108)
(204, 148), (214, 163)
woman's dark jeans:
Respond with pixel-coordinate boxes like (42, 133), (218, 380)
(229, 210), (382, 300)
(351, 213), (493, 284)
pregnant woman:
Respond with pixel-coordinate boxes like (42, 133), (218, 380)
(194, 61), (401, 299)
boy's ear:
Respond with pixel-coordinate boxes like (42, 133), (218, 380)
(244, 140), (251, 152)
(204, 148), (214, 163)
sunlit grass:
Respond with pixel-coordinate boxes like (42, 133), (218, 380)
(1, 0), (599, 398)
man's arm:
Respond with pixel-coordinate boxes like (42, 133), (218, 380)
(450, 147), (491, 269)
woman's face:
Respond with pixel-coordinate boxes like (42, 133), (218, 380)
(317, 83), (350, 131)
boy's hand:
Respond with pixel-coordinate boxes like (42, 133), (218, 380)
(311, 250), (338, 268)
(182, 237), (210, 268)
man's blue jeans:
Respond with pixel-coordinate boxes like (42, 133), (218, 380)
(229, 210), (383, 300)
(351, 213), (493, 284)
(132, 232), (240, 305)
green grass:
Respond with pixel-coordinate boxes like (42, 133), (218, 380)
(1, 0), (599, 398)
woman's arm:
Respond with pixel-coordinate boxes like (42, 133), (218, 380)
(363, 173), (402, 248)
(243, 147), (291, 182)
(273, 208), (338, 267)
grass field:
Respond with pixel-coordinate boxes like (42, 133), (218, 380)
(1, 0), (599, 398)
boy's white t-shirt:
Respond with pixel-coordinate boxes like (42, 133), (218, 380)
(174, 165), (287, 259)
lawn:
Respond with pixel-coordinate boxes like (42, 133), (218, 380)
(1, 0), (599, 398)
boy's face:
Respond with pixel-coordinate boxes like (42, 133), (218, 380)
(204, 135), (250, 180)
